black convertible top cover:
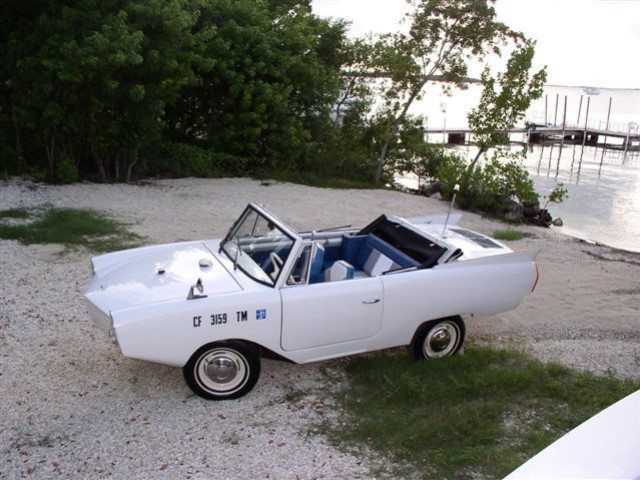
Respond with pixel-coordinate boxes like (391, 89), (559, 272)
(358, 215), (447, 268)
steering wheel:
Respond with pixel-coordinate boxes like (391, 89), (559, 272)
(269, 252), (284, 280)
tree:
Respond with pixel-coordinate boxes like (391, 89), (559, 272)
(1, 0), (348, 181)
(1, 0), (203, 181)
(370, 0), (522, 183)
(165, 0), (348, 174)
(467, 41), (547, 169)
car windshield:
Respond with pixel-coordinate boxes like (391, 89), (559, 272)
(221, 206), (295, 286)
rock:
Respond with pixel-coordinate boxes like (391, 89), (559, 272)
(536, 209), (553, 228)
(522, 201), (541, 221)
(503, 198), (523, 222)
(421, 181), (440, 197)
(504, 210), (521, 222)
(552, 217), (564, 227)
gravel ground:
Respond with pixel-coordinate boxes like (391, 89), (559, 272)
(1, 177), (639, 479)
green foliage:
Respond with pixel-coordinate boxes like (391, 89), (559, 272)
(544, 183), (569, 208)
(326, 346), (638, 479)
(437, 152), (539, 214)
(1, 0), (550, 193)
(165, 0), (347, 175)
(2, 0), (206, 182)
(468, 41), (547, 167)
(1, 0), (347, 182)
(367, 0), (523, 182)
(398, 142), (461, 189)
(56, 155), (79, 184)
(149, 142), (239, 178)
(435, 152), (469, 198)
(493, 229), (525, 241)
(0, 207), (142, 252)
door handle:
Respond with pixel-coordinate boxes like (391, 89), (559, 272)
(362, 298), (381, 304)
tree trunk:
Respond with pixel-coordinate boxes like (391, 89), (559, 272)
(91, 142), (108, 183)
(468, 145), (487, 171)
(333, 77), (357, 128)
(114, 153), (120, 182)
(374, 76), (430, 184)
(10, 96), (26, 170)
(126, 159), (137, 183)
(44, 130), (56, 180)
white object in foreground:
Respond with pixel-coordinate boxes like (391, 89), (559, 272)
(85, 203), (540, 400)
(504, 389), (640, 480)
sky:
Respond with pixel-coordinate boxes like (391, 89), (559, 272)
(312, 0), (640, 89)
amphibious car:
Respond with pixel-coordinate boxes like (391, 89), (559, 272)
(85, 203), (540, 400)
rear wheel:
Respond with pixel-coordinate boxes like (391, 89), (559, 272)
(410, 316), (465, 360)
(183, 341), (260, 400)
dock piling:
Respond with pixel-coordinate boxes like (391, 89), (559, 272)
(571, 95), (584, 170)
(578, 97), (591, 178)
(599, 97), (613, 173)
(557, 95), (568, 177)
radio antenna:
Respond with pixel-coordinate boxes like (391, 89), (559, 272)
(442, 184), (460, 238)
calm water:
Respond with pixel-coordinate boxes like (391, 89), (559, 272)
(523, 144), (640, 252)
(410, 84), (640, 252)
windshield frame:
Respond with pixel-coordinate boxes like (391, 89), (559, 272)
(220, 203), (301, 287)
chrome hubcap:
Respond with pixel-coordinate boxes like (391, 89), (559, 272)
(429, 328), (452, 353)
(205, 357), (238, 384)
(196, 348), (248, 394)
(424, 321), (459, 358)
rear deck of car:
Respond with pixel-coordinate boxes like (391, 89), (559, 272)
(294, 216), (451, 284)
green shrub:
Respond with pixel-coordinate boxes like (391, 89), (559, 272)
(400, 144), (462, 188)
(543, 183), (569, 208)
(28, 165), (49, 183)
(436, 152), (539, 216)
(435, 152), (468, 199)
(56, 154), (79, 184)
(150, 143), (253, 178)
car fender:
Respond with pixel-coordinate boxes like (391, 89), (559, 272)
(112, 289), (282, 367)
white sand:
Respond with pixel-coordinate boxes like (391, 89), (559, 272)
(1, 177), (638, 479)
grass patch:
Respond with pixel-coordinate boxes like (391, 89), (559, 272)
(0, 207), (142, 252)
(0, 208), (30, 219)
(326, 346), (639, 479)
(493, 229), (525, 241)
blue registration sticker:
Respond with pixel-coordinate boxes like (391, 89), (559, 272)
(256, 309), (267, 320)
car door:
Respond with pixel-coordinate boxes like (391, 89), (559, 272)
(279, 276), (383, 351)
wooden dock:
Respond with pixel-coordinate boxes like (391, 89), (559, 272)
(426, 126), (640, 152)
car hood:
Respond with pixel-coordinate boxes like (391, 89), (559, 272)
(85, 241), (242, 320)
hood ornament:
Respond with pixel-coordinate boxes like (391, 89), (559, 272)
(187, 278), (207, 300)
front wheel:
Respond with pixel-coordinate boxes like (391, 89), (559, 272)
(410, 316), (465, 360)
(183, 341), (260, 400)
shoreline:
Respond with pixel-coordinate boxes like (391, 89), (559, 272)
(394, 176), (640, 256)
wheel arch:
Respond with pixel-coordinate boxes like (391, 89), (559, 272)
(184, 338), (294, 366)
